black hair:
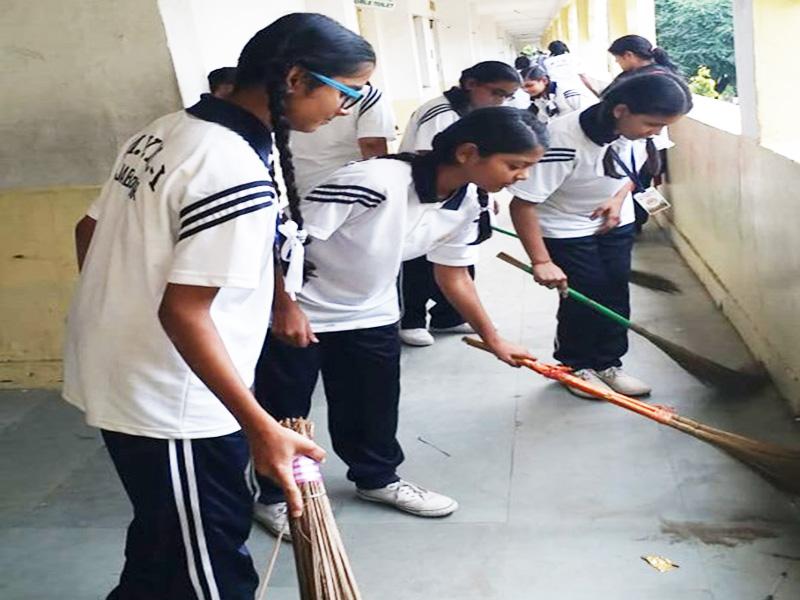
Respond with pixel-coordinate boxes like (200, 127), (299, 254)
(520, 66), (549, 82)
(235, 13), (375, 276)
(443, 61), (520, 115)
(386, 107), (549, 244)
(548, 40), (570, 55)
(207, 67), (237, 93)
(599, 71), (692, 179)
(514, 55), (531, 71)
(608, 35), (677, 72)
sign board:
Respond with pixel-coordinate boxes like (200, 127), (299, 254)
(354, 0), (396, 9)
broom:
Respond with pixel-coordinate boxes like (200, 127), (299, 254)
(496, 251), (768, 391)
(491, 225), (682, 294)
(462, 336), (800, 496)
(257, 418), (362, 600)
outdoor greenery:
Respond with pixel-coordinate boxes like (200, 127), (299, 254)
(655, 0), (736, 97)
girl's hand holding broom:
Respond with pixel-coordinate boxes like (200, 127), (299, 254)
(158, 284), (327, 519)
(508, 198), (568, 290)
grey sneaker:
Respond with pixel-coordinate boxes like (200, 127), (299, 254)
(399, 328), (435, 346)
(564, 368), (614, 400)
(356, 480), (458, 517)
(596, 367), (652, 396)
(253, 502), (292, 542)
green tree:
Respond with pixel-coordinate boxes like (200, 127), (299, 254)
(655, 0), (736, 92)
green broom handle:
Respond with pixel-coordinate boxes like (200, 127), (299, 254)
(495, 251), (632, 328)
(491, 225), (518, 238)
(564, 288), (631, 328)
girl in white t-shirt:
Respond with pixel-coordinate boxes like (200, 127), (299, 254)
(519, 65), (585, 123)
(251, 107), (547, 535)
(399, 61), (521, 347)
(64, 14), (375, 599)
(508, 71), (693, 399)
(543, 40), (599, 108)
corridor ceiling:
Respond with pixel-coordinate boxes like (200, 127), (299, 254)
(472, 0), (566, 46)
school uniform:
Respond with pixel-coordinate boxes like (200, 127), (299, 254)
(508, 104), (643, 371)
(63, 94), (278, 600)
(527, 81), (587, 123)
(542, 53), (590, 111)
(254, 158), (485, 502)
(397, 95), (475, 331)
(290, 84), (396, 199)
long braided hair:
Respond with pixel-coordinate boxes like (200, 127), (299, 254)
(385, 107), (549, 244)
(598, 70), (692, 181)
(235, 13), (375, 275)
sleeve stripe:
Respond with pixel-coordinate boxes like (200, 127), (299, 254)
(359, 88), (380, 115)
(359, 90), (382, 115)
(179, 180), (274, 218)
(306, 189), (382, 207)
(418, 106), (456, 126)
(306, 195), (380, 209)
(538, 157), (576, 163)
(178, 201), (274, 241)
(547, 147), (577, 153)
(181, 190), (275, 230)
(312, 183), (386, 202)
(419, 103), (452, 122)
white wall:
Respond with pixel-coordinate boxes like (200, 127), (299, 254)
(1, 0), (182, 188)
(157, 0), (306, 107)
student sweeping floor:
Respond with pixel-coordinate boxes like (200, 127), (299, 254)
(252, 107), (547, 539)
(508, 70), (693, 399)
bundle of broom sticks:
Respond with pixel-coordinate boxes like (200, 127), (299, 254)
(463, 337), (800, 496)
(258, 418), (362, 600)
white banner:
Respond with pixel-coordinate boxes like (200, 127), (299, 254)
(354, 0), (396, 9)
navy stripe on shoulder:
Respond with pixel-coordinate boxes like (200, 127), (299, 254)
(312, 183), (386, 202)
(359, 89), (382, 115)
(179, 180), (273, 218)
(306, 188), (382, 206)
(306, 195), (380, 209)
(418, 105), (456, 127)
(178, 201), (273, 240)
(538, 157), (576, 164)
(181, 190), (274, 229)
(547, 147), (577, 153)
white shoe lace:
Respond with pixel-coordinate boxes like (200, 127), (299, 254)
(390, 480), (429, 501)
(599, 366), (622, 379)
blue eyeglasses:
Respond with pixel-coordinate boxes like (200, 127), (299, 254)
(309, 71), (363, 109)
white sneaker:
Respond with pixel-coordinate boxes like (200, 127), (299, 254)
(253, 502), (292, 542)
(564, 368), (614, 400)
(399, 328), (435, 347)
(356, 480), (458, 517)
(429, 323), (475, 334)
(596, 367), (652, 396)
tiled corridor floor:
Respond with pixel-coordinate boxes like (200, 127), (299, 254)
(2, 220), (799, 599)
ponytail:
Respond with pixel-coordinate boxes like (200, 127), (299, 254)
(609, 35), (678, 73)
(651, 47), (678, 72)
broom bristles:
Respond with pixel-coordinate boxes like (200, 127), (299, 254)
(630, 324), (770, 391)
(630, 269), (682, 294)
(669, 416), (800, 495)
(282, 418), (362, 600)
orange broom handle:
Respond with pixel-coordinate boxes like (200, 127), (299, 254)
(462, 337), (675, 424)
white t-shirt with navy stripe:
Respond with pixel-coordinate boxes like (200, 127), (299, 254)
(291, 85), (397, 199)
(508, 109), (635, 238)
(297, 158), (484, 332)
(399, 95), (460, 152)
(63, 99), (278, 439)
